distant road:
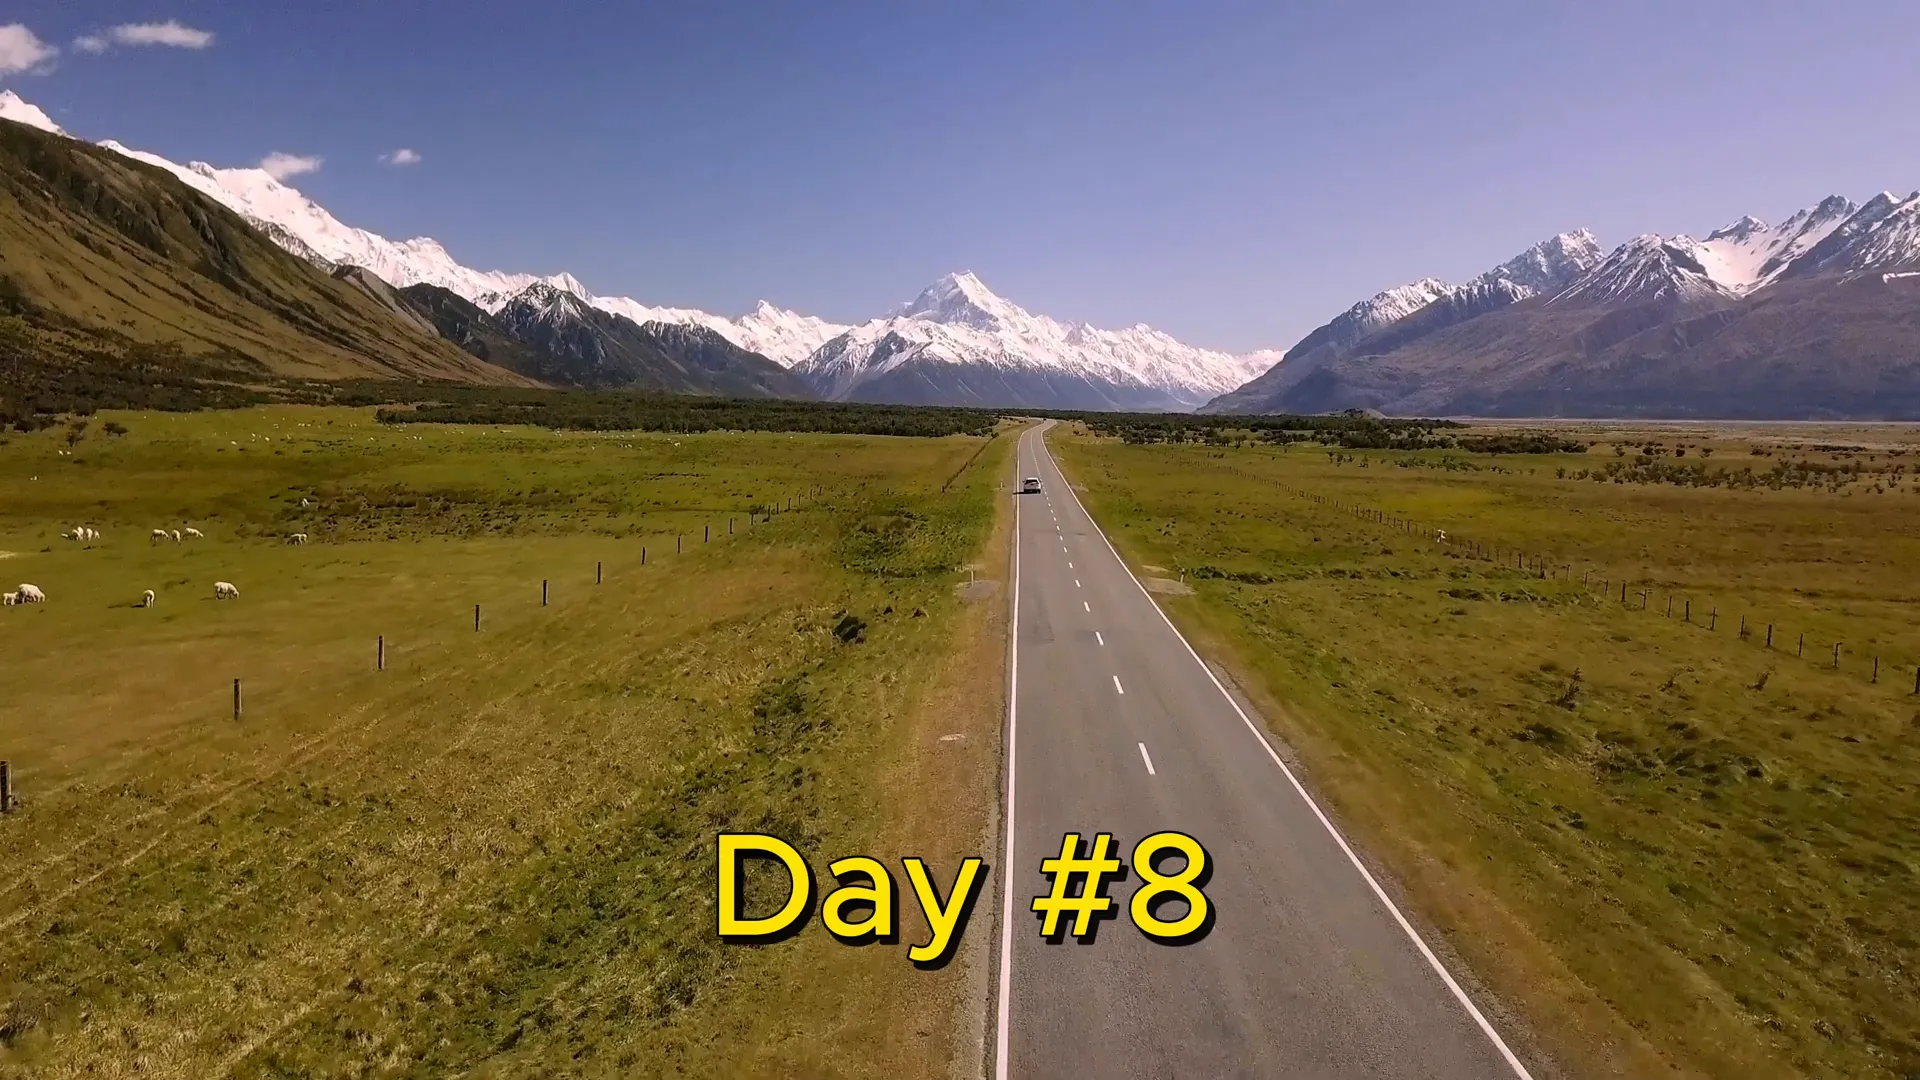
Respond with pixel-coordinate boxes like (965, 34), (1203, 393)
(991, 421), (1536, 1079)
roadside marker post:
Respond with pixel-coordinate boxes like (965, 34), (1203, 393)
(233, 679), (243, 720)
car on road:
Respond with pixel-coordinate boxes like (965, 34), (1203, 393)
(1021, 476), (1042, 494)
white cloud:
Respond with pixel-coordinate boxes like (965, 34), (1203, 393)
(380, 148), (422, 166)
(75, 20), (215, 53)
(259, 152), (322, 181)
(0, 24), (59, 74)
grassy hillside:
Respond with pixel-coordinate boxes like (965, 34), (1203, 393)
(0, 406), (1011, 1076)
(0, 117), (530, 388)
(1051, 422), (1920, 1079)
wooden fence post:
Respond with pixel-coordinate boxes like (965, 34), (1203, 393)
(1709, 609), (1716, 631)
(1766, 623), (1773, 648)
(1739, 614), (1747, 638)
(1, 760), (11, 813)
(1666, 596), (1673, 617)
(476, 604), (481, 632)
(1685, 599), (1691, 622)
(642, 546), (647, 565)
(705, 525), (710, 543)
(729, 518), (734, 535)
(677, 535), (682, 553)
(1913, 666), (1919, 695)
(233, 678), (242, 720)
(1872, 656), (1879, 683)
(1621, 583), (1627, 603)
(597, 561), (602, 584)
(542, 580), (549, 607)
(1798, 632), (1805, 657)
(1833, 642), (1841, 669)
(378, 635), (385, 671)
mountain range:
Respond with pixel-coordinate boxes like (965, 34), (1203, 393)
(1207, 193), (1920, 418)
(0, 90), (1257, 410)
(6, 86), (1920, 418)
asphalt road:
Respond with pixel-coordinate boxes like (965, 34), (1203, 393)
(992, 421), (1536, 1079)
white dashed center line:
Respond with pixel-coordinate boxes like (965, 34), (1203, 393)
(1138, 742), (1156, 775)
(1095, 631), (1104, 646)
(1083, 601), (1091, 612)
(1113, 675), (1125, 695)
(1074, 579), (1081, 588)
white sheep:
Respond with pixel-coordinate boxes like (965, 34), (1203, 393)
(184, 527), (205, 539)
(288, 532), (308, 545)
(214, 581), (239, 599)
(12, 584), (46, 604)
(1435, 529), (1447, 543)
(84, 527), (99, 542)
(170, 529), (182, 543)
(152, 529), (169, 543)
(300, 497), (310, 508)
(141, 589), (155, 608)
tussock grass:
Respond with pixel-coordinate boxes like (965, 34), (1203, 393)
(1053, 423), (1920, 1080)
(0, 406), (1009, 1077)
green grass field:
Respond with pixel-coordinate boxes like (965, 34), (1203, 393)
(1050, 422), (1920, 1080)
(0, 407), (1011, 1078)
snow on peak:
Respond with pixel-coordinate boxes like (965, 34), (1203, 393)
(1553, 234), (1736, 306)
(1476, 231), (1604, 296)
(0, 90), (63, 135)
(798, 272), (1265, 407)
(1699, 195), (1860, 291)
(1707, 215), (1768, 243)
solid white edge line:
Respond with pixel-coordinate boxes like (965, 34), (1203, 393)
(1138, 742), (1156, 776)
(992, 430), (1025, 1080)
(1039, 429), (1537, 1080)
(1113, 674), (1124, 695)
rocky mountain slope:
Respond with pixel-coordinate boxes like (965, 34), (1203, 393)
(0, 109), (529, 386)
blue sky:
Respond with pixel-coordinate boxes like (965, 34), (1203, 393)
(4, 1), (1919, 351)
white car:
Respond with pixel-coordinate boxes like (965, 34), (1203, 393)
(1021, 477), (1042, 494)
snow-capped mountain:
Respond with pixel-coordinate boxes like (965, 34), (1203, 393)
(1203, 231), (1604, 414)
(0, 90), (842, 365)
(795, 272), (1267, 410)
(1775, 191), (1920, 283)
(0, 88), (1268, 402)
(1550, 235), (1737, 307)
(1694, 196), (1857, 291)
(0, 90), (60, 134)
(1479, 229), (1606, 294)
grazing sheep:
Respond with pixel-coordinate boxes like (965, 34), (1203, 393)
(170, 530), (182, 543)
(84, 527), (99, 542)
(12, 584), (46, 604)
(141, 589), (155, 608)
(214, 581), (239, 599)
(1435, 529), (1447, 543)
(184, 527), (205, 539)
(152, 529), (169, 543)
(288, 533), (308, 545)
(2, 592), (12, 605)
(300, 497), (310, 508)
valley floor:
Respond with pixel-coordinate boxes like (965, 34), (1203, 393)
(1049, 422), (1920, 1080)
(0, 408), (1010, 1077)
